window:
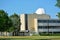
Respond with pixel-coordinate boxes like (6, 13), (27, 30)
(38, 20), (48, 23)
(38, 26), (48, 29)
(38, 20), (60, 23)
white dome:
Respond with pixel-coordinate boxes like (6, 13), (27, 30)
(35, 8), (45, 14)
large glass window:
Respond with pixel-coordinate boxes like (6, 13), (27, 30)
(38, 20), (48, 23)
(49, 20), (60, 23)
(38, 26), (48, 29)
(38, 26), (60, 29)
(57, 20), (60, 23)
(38, 20), (60, 23)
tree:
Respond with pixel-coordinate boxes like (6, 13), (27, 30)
(10, 13), (21, 36)
(55, 0), (60, 8)
(0, 10), (13, 36)
(55, 0), (60, 19)
(56, 12), (60, 19)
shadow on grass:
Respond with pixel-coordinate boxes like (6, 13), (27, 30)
(0, 38), (11, 40)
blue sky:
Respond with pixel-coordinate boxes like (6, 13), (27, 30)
(0, 0), (60, 18)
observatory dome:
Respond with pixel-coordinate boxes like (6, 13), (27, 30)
(35, 8), (45, 14)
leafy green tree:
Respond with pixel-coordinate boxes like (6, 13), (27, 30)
(10, 13), (21, 36)
(0, 10), (13, 36)
(56, 12), (60, 19)
(55, 0), (60, 8)
(55, 0), (60, 19)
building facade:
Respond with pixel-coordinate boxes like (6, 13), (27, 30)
(20, 13), (60, 35)
(37, 19), (60, 34)
(20, 8), (60, 35)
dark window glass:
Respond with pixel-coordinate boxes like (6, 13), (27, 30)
(38, 26), (48, 29)
(57, 20), (60, 23)
(38, 20), (60, 23)
(49, 20), (57, 23)
(38, 26), (60, 29)
(38, 20), (48, 23)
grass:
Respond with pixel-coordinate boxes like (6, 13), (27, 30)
(0, 38), (51, 40)
(0, 36), (60, 40)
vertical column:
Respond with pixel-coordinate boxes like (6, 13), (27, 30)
(34, 19), (38, 34)
(20, 14), (26, 31)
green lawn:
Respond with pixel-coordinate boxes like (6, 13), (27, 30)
(0, 38), (51, 40)
(0, 36), (60, 40)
